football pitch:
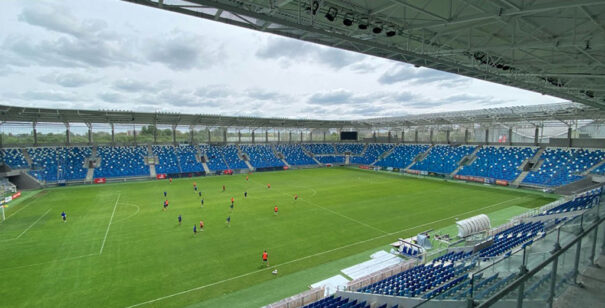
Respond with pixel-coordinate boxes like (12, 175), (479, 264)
(0, 168), (555, 307)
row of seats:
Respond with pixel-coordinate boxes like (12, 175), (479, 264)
(240, 144), (284, 168)
(433, 250), (472, 263)
(540, 193), (599, 216)
(479, 222), (544, 258)
(457, 146), (537, 181)
(316, 155), (345, 164)
(350, 144), (393, 165)
(0, 148), (28, 168)
(275, 144), (316, 166)
(152, 145), (180, 174)
(411, 145), (476, 174)
(28, 147), (91, 182)
(523, 148), (605, 186)
(302, 296), (370, 308)
(94, 146), (149, 178)
(176, 145), (205, 173)
(335, 143), (364, 154)
(304, 143), (336, 154)
(374, 144), (430, 169)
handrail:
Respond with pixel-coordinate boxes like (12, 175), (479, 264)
(476, 214), (604, 308)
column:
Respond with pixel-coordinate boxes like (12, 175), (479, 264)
(252, 130), (255, 143)
(534, 126), (539, 145)
(429, 128), (434, 144)
(485, 128), (489, 145)
(567, 127), (572, 147)
(446, 130), (450, 144)
(33, 122), (38, 146)
(172, 125), (177, 145)
(65, 123), (70, 146)
(87, 123), (93, 145)
(508, 127), (513, 145)
(265, 130), (269, 143)
(111, 123), (115, 145)
(464, 128), (469, 144)
(414, 129), (418, 143)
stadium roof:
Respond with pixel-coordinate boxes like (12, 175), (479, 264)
(122, 0), (605, 110)
(2, 102), (604, 129)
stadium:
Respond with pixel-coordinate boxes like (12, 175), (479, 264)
(1, 1), (605, 308)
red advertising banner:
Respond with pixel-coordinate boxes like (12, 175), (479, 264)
(156, 174), (167, 179)
(94, 178), (106, 184)
(283, 166), (289, 170)
(359, 165), (370, 170)
(223, 169), (233, 175)
(325, 164), (333, 167)
(11, 191), (21, 199)
(495, 180), (509, 186)
(406, 170), (420, 175)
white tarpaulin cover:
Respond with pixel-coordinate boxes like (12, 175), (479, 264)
(457, 214), (491, 238)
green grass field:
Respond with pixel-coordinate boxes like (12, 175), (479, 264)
(0, 168), (556, 307)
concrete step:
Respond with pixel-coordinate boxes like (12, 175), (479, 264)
(21, 149), (32, 166)
(149, 164), (156, 177)
(86, 168), (95, 181)
(202, 162), (211, 174)
(244, 160), (254, 171)
(583, 158), (605, 175)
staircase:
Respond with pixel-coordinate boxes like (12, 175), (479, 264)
(149, 164), (156, 177)
(371, 146), (396, 166)
(583, 158), (605, 175)
(244, 160), (254, 171)
(173, 145), (183, 174)
(202, 162), (211, 173)
(450, 145), (482, 177)
(21, 148), (32, 167)
(345, 155), (350, 165)
(301, 146), (322, 166)
(406, 145), (433, 170)
(86, 168), (95, 181)
(513, 147), (545, 186)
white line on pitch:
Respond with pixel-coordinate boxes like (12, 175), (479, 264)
(0, 198), (39, 224)
(0, 208), (51, 242)
(99, 193), (121, 255)
(0, 253), (98, 272)
(125, 196), (527, 308)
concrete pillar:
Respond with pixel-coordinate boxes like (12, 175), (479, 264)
(485, 128), (489, 145)
(372, 131), (377, 143)
(310, 131), (313, 142)
(189, 127), (194, 144)
(323, 131), (326, 142)
(222, 128), (227, 143)
(300, 131), (303, 142)
(265, 130), (269, 143)
(464, 128), (469, 144)
(388, 131), (392, 143)
(534, 127), (539, 145)
(153, 125), (157, 144)
(172, 125), (177, 145)
(289, 131), (292, 143)
(65, 124), (70, 146)
(446, 130), (450, 144)
(414, 130), (418, 143)
(238, 131), (241, 143)
(508, 127), (513, 145)
(401, 130), (405, 143)
(207, 129), (211, 143)
(567, 127), (572, 147)
(252, 131), (255, 143)
(111, 123), (115, 145)
(133, 126), (137, 145)
(88, 124), (93, 145)
(429, 128), (434, 144)
(278, 131), (280, 143)
(33, 123), (38, 146)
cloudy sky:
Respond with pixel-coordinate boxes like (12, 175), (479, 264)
(0, 0), (563, 120)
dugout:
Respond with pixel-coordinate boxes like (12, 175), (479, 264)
(456, 214), (491, 238)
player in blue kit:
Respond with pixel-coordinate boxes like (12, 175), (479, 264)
(61, 211), (67, 222)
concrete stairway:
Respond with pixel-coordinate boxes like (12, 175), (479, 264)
(405, 145), (433, 171)
(583, 158), (605, 175)
(244, 160), (254, 171)
(173, 145), (183, 174)
(202, 162), (211, 173)
(21, 148), (32, 167)
(371, 146), (396, 166)
(301, 146), (322, 166)
(149, 164), (156, 177)
(513, 147), (546, 185)
(450, 145), (482, 177)
(86, 168), (95, 181)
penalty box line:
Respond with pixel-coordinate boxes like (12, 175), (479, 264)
(125, 196), (526, 308)
(0, 208), (51, 242)
(99, 193), (121, 255)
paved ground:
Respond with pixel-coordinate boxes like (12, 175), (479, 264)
(555, 254), (605, 308)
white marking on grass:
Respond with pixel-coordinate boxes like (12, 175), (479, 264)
(124, 196), (526, 308)
(0, 209), (51, 242)
(113, 203), (140, 224)
(99, 193), (120, 255)
(0, 198), (38, 223)
(0, 253), (98, 272)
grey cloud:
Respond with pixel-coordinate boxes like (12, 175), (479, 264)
(145, 31), (215, 70)
(379, 65), (471, 87)
(195, 86), (232, 99)
(39, 72), (99, 87)
(19, 90), (81, 101)
(19, 5), (107, 39)
(256, 37), (363, 69)
(112, 79), (153, 92)
(245, 89), (287, 101)
(308, 89), (354, 105)
(98, 92), (125, 103)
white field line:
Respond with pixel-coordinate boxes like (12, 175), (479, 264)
(0, 253), (98, 272)
(0, 198), (38, 223)
(99, 193), (121, 255)
(125, 196), (526, 308)
(112, 203), (140, 224)
(255, 179), (388, 234)
(0, 208), (51, 242)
